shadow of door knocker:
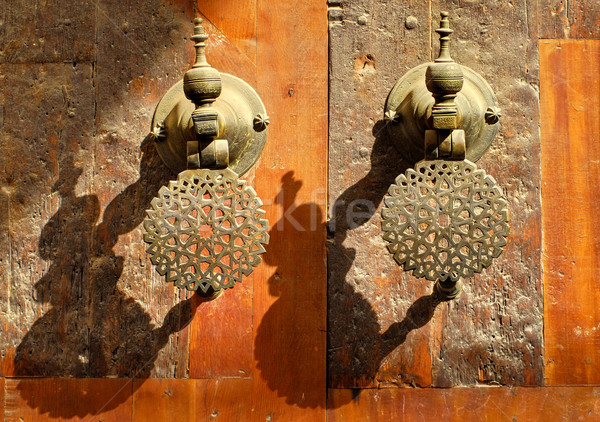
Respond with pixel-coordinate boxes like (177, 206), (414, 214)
(143, 18), (269, 297)
(381, 12), (509, 299)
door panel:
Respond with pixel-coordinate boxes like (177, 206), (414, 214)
(1, 0), (327, 420)
(541, 39), (600, 385)
(327, 0), (543, 389)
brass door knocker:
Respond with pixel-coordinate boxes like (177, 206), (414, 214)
(381, 12), (509, 299)
(144, 18), (269, 296)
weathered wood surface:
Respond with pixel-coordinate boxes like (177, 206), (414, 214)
(132, 378), (253, 421)
(0, 0), (96, 63)
(0, 0), (200, 380)
(327, 0), (434, 390)
(539, 0), (600, 39)
(5, 378), (133, 422)
(252, 0), (328, 417)
(201, 0), (258, 64)
(0, 0), (328, 419)
(430, 0), (543, 387)
(541, 39), (600, 385)
(0, 0), (265, 382)
(328, 0), (543, 388)
(328, 387), (600, 421)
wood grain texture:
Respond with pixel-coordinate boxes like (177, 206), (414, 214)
(0, 378), (4, 418)
(0, 62), (97, 377)
(327, 387), (600, 421)
(327, 0), (434, 390)
(540, 0), (600, 39)
(0, 0), (95, 63)
(185, 9), (257, 379)
(252, 0), (328, 418)
(4, 378), (133, 421)
(132, 378), (253, 421)
(541, 39), (600, 385)
(328, 0), (543, 388)
(430, 0), (543, 387)
(200, 0), (257, 64)
(189, 282), (253, 378)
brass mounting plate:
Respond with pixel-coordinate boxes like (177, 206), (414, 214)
(384, 63), (499, 162)
(152, 73), (267, 177)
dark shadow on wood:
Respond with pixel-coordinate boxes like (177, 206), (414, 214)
(254, 171), (326, 409)
(254, 120), (441, 408)
(12, 136), (211, 418)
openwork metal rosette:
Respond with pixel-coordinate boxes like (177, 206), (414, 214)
(381, 160), (509, 283)
(143, 169), (269, 293)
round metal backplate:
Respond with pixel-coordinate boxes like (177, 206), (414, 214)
(152, 73), (267, 177)
(381, 159), (509, 282)
(384, 63), (499, 162)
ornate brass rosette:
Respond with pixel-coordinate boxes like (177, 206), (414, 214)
(381, 160), (509, 282)
(143, 168), (269, 293)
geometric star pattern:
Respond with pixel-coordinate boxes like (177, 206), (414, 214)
(381, 159), (509, 283)
(143, 168), (269, 293)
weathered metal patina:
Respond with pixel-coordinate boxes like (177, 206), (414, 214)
(144, 18), (269, 295)
(382, 12), (509, 299)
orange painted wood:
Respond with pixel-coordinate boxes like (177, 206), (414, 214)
(200, 0), (257, 64)
(4, 378), (133, 421)
(185, 9), (256, 380)
(198, 15), (257, 86)
(0, 378), (4, 418)
(540, 39), (600, 385)
(189, 283), (253, 378)
(327, 387), (600, 421)
(251, 0), (328, 418)
(132, 378), (253, 421)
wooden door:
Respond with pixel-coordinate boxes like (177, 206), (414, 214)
(326, 0), (600, 420)
(1, 0), (600, 421)
(1, 0), (327, 420)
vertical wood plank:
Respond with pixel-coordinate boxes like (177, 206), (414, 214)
(541, 39), (600, 385)
(199, 0), (258, 64)
(0, 377), (4, 418)
(539, 0), (600, 39)
(0, 62), (97, 378)
(189, 283), (253, 378)
(78, 0), (196, 378)
(185, 10), (256, 379)
(253, 0), (328, 418)
(430, 0), (543, 387)
(327, 0), (433, 389)
(5, 378), (133, 422)
(327, 387), (600, 421)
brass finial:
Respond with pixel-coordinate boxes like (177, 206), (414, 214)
(191, 18), (210, 69)
(435, 11), (454, 63)
(182, 18), (224, 169)
(425, 12), (463, 130)
(183, 18), (222, 108)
